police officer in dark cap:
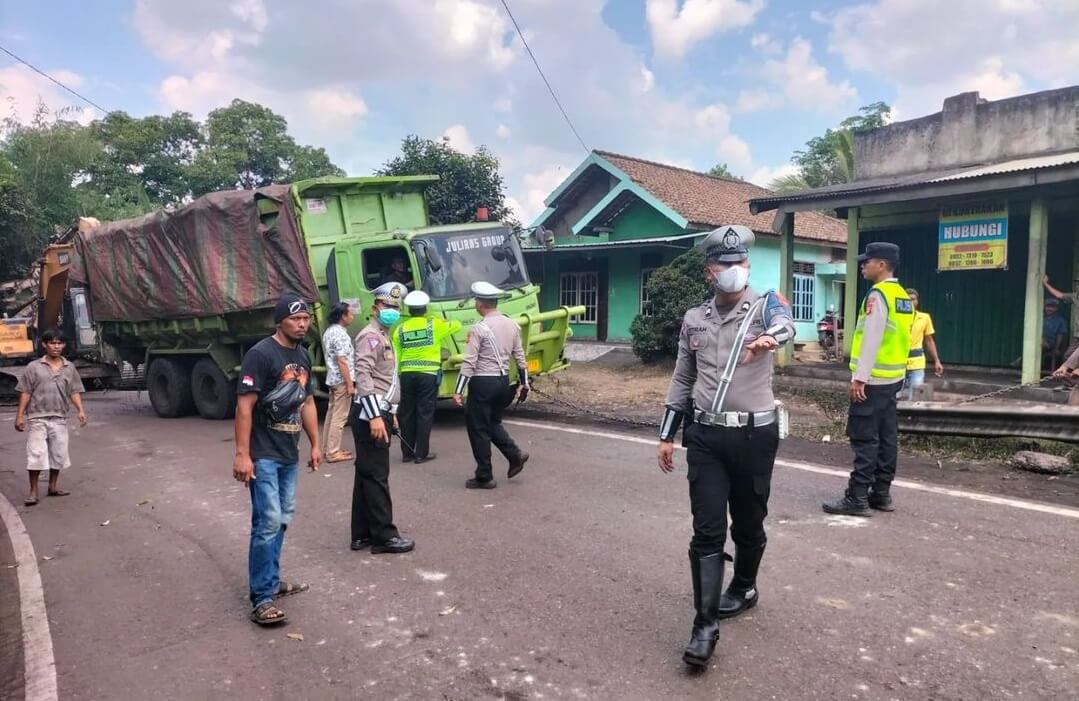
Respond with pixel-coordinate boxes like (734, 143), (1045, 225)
(658, 224), (796, 668)
(823, 241), (913, 516)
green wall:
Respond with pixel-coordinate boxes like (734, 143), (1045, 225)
(858, 196), (1077, 367)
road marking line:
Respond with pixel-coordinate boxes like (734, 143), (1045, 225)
(0, 491), (59, 701)
(505, 419), (1079, 520)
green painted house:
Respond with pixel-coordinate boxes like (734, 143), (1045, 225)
(523, 151), (848, 343)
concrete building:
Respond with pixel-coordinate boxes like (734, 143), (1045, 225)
(750, 87), (1079, 381)
(524, 151), (847, 344)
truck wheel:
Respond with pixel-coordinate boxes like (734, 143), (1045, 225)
(191, 358), (236, 420)
(147, 358), (195, 418)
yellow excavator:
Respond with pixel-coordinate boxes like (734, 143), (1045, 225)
(0, 218), (95, 394)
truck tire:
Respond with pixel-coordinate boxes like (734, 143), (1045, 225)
(191, 358), (236, 420)
(147, 358), (195, 418)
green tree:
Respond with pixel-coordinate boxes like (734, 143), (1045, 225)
(630, 249), (709, 363)
(190, 99), (344, 195)
(88, 110), (202, 208)
(0, 158), (35, 280)
(707, 162), (742, 180)
(378, 135), (512, 225)
(767, 172), (811, 194)
(0, 103), (102, 275)
(792, 102), (891, 188)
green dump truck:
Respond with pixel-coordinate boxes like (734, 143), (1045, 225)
(69, 176), (581, 419)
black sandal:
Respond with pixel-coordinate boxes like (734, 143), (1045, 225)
(250, 602), (287, 626)
(275, 581), (310, 599)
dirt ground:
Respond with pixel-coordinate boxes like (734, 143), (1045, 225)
(524, 353), (1079, 508)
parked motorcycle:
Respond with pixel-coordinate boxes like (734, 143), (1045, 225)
(817, 306), (843, 361)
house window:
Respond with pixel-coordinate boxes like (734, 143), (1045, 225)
(640, 268), (657, 316)
(560, 272), (598, 323)
(792, 266), (815, 322)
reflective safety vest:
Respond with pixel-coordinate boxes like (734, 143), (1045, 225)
(849, 280), (913, 380)
(392, 315), (461, 374)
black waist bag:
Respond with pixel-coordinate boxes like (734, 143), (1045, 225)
(261, 379), (307, 424)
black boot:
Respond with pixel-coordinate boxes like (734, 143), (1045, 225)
(718, 547), (763, 619)
(683, 551), (724, 668)
(868, 487), (894, 511)
(822, 488), (872, 516)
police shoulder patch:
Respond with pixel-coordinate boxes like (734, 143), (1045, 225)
(367, 336), (381, 350)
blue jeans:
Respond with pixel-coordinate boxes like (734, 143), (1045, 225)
(249, 458), (298, 607)
(902, 369), (925, 400)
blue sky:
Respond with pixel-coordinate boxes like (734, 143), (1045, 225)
(2, 0), (1077, 220)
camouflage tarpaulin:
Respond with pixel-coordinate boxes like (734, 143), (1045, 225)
(70, 185), (319, 322)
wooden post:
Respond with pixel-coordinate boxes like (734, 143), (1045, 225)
(777, 210), (795, 367)
(1022, 198), (1049, 384)
(843, 208), (861, 355)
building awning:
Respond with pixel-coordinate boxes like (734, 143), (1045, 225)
(749, 149), (1079, 214)
(522, 232), (702, 252)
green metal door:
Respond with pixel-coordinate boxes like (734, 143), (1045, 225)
(859, 210), (1075, 367)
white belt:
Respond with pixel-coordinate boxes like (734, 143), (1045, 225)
(693, 408), (776, 428)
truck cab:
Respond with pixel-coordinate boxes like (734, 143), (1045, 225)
(292, 177), (578, 397)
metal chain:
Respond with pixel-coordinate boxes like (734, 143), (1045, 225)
(956, 375), (1062, 405)
(527, 385), (659, 429)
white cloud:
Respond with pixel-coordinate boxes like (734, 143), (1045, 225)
(639, 64), (656, 93)
(763, 37), (857, 110)
(516, 163), (574, 223)
(750, 32), (781, 55)
(304, 89), (368, 128)
(134, 0), (760, 220)
(442, 124), (475, 153)
(735, 88), (782, 113)
(646, 0), (764, 60)
(0, 64), (100, 125)
(132, 0), (267, 69)
(747, 163), (799, 188)
(828, 0), (1079, 117)
(735, 37), (856, 113)
(231, 0), (268, 33)
(158, 71), (259, 115)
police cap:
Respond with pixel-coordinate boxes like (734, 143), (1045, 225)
(372, 282), (407, 308)
(857, 241), (900, 268)
(471, 281), (507, 301)
(697, 224), (755, 263)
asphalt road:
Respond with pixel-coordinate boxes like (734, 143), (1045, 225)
(1, 393), (1077, 701)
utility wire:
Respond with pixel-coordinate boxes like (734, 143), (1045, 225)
(0, 44), (110, 114)
(498, 0), (589, 153)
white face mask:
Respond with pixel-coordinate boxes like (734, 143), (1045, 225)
(713, 265), (749, 293)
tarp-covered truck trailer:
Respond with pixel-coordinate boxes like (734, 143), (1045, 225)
(70, 176), (582, 419)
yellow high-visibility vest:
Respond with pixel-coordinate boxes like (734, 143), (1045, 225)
(849, 280), (914, 380)
(392, 315), (461, 374)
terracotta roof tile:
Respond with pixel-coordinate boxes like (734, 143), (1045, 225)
(595, 150), (848, 244)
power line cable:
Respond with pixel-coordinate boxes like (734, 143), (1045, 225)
(498, 0), (589, 153)
(0, 44), (110, 114)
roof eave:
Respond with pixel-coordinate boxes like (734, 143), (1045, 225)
(749, 164), (1079, 214)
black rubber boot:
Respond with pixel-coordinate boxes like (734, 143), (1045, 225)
(718, 547), (763, 619)
(683, 551), (724, 668)
(868, 487), (894, 512)
(822, 489), (872, 516)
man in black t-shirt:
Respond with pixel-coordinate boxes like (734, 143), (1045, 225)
(233, 294), (323, 626)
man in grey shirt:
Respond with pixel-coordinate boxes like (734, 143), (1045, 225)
(657, 225), (795, 669)
(14, 329), (88, 506)
(454, 281), (530, 490)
